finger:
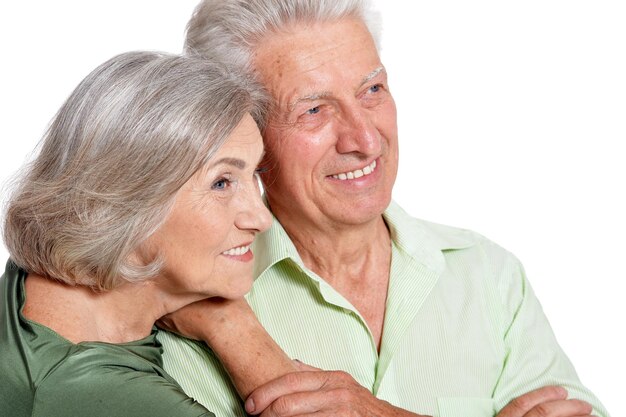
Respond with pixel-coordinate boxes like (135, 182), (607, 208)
(246, 371), (343, 415)
(498, 386), (568, 417)
(260, 410), (326, 417)
(256, 388), (341, 417)
(525, 399), (593, 417)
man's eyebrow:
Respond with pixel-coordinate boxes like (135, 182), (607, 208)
(288, 92), (331, 113)
(359, 66), (386, 88)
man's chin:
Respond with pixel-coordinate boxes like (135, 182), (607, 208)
(324, 196), (391, 227)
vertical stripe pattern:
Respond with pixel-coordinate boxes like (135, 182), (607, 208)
(160, 201), (610, 417)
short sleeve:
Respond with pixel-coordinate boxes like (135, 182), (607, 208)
(31, 358), (214, 417)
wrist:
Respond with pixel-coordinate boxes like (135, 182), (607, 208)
(200, 299), (261, 346)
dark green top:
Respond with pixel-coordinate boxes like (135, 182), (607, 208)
(0, 260), (214, 417)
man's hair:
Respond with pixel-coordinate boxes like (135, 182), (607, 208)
(2, 51), (267, 290)
(184, 0), (382, 75)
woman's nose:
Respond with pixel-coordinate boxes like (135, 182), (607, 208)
(236, 183), (272, 233)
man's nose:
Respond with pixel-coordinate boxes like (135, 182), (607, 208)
(335, 105), (381, 156)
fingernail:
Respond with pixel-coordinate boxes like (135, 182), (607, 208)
(245, 398), (255, 414)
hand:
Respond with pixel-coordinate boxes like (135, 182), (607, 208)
(497, 386), (593, 417)
(245, 369), (431, 417)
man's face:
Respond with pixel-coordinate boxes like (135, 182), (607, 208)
(254, 17), (398, 230)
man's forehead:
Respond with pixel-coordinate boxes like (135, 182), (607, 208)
(252, 18), (384, 113)
(254, 18), (379, 72)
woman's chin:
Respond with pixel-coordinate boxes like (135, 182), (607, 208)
(210, 280), (254, 300)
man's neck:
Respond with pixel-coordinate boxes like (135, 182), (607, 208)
(276, 211), (392, 349)
(283, 215), (391, 283)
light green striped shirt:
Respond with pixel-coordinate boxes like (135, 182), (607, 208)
(159, 201), (609, 417)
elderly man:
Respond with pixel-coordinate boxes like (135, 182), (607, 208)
(158, 1), (609, 416)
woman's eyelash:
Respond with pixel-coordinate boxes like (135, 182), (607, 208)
(211, 177), (231, 190)
(211, 168), (266, 191)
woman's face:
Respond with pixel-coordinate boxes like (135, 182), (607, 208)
(141, 114), (272, 300)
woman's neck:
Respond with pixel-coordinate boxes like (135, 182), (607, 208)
(22, 274), (174, 344)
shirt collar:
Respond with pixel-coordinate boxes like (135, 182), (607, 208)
(252, 200), (477, 279)
(383, 201), (477, 273)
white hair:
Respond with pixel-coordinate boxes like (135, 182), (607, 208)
(3, 51), (267, 290)
(185, 0), (382, 77)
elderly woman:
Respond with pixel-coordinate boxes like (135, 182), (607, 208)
(0, 51), (295, 417)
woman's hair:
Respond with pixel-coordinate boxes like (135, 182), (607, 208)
(184, 0), (382, 74)
(2, 51), (267, 290)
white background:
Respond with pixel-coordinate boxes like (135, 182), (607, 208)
(0, 1), (623, 415)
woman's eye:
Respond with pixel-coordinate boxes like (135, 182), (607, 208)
(211, 178), (230, 190)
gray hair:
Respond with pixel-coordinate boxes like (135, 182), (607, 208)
(2, 51), (267, 290)
(184, 0), (382, 76)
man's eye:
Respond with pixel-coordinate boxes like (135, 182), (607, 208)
(306, 106), (320, 115)
(369, 84), (382, 93)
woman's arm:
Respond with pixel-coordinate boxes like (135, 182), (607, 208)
(158, 298), (298, 399)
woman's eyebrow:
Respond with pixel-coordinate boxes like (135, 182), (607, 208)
(209, 157), (246, 170)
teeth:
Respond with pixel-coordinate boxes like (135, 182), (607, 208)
(222, 245), (250, 256)
(331, 160), (377, 181)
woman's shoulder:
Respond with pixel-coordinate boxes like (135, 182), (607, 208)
(32, 345), (214, 417)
